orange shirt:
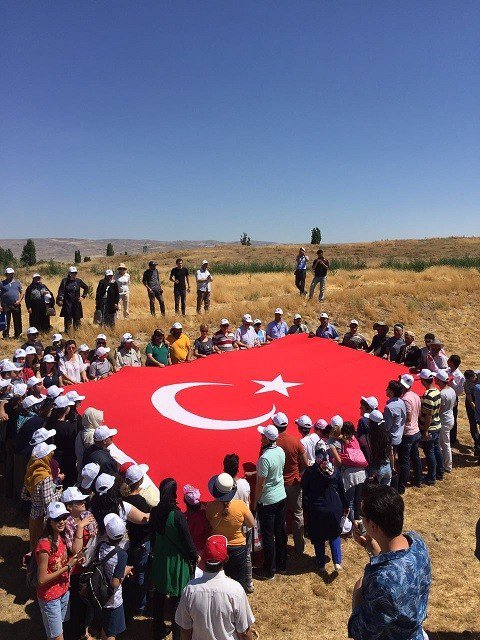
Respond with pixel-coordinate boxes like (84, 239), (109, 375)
(276, 431), (306, 486)
(205, 499), (249, 546)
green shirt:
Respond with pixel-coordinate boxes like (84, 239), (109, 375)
(257, 445), (286, 505)
(419, 388), (441, 431)
(146, 342), (169, 366)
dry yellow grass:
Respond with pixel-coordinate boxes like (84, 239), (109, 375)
(1, 242), (480, 639)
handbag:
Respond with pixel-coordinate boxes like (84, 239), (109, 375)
(340, 441), (368, 468)
(93, 309), (103, 325)
(46, 307), (56, 317)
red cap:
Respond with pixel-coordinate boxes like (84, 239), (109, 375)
(203, 535), (228, 564)
(119, 461), (134, 476)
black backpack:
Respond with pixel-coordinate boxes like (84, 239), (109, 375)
(78, 546), (117, 613)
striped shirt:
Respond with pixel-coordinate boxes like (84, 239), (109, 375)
(213, 330), (236, 351)
(419, 388), (441, 431)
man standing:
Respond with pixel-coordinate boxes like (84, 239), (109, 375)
(95, 270), (119, 327)
(308, 249), (329, 302)
(366, 322), (389, 356)
(341, 320), (368, 350)
(349, 485), (431, 640)
(213, 319), (239, 352)
(435, 370), (457, 474)
(265, 308), (288, 341)
(253, 425), (287, 581)
(384, 380), (407, 455)
(294, 247), (309, 295)
(288, 314), (309, 334)
(418, 369), (443, 485)
(1, 268), (23, 339)
(82, 425), (119, 476)
(447, 354), (465, 445)
(142, 260), (165, 316)
(175, 535), (255, 640)
(425, 339), (448, 373)
(274, 412), (309, 554)
(234, 314), (259, 349)
(115, 263), (130, 319)
(196, 260), (212, 314)
(169, 258), (190, 316)
(382, 323), (405, 363)
(166, 322), (191, 363)
(397, 374), (422, 494)
(313, 312), (339, 341)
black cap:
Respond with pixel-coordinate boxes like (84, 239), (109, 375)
(148, 261), (158, 267)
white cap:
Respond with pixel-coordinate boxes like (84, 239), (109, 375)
(364, 409), (384, 423)
(13, 383), (27, 396)
(125, 463), (149, 485)
(26, 327), (38, 335)
(202, 259), (209, 265)
(104, 513), (126, 540)
(43, 354), (55, 363)
(220, 319), (229, 326)
(257, 425), (279, 441)
(22, 395), (44, 409)
(54, 395), (74, 409)
(61, 486), (89, 503)
(46, 501), (68, 519)
(68, 266), (78, 273)
(44, 292), (52, 302)
(105, 269), (114, 276)
(435, 370), (450, 383)
(95, 346), (110, 357)
(361, 396), (379, 410)
(66, 390), (85, 402)
(330, 415), (343, 428)
(5, 267), (14, 274)
(172, 322), (183, 330)
(30, 427), (56, 445)
(32, 273), (41, 279)
(294, 313), (302, 320)
(319, 312), (329, 319)
(0, 379), (11, 389)
(253, 319), (262, 325)
(272, 412), (288, 428)
(14, 349), (27, 359)
(25, 346), (37, 355)
(350, 319), (359, 325)
(94, 425), (117, 442)
(122, 332), (133, 342)
(300, 247), (306, 251)
(295, 414), (313, 429)
(46, 385), (64, 399)
(32, 442), (56, 459)
(274, 308), (283, 315)
(52, 333), (63, 342)
(95, 473), (116, 495)
(417, 369), (434, 380)
(96, 334), (107, 341)
(399, 374), (414, 389)
(80, 462), (100, 489)
(3, 361), (22, 372)
(242, 314), (253, 323)
(27, 376), (43, 388)
(314, 418), (328, 430)
(78, 344), (90, 352)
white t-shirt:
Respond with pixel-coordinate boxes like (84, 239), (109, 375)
(175, 570), (255, 640)
(115, 273), (130, 296)
(439, 386), (456, 428)
(196, 269), (212, 292)
(59, 354), (86, 383)
(301, 433), (320, 465)
(233, 478), (250, 505)
(234, 326), (257, 348)
(98, 542), (128, 608)
(448, 368), (465, 396)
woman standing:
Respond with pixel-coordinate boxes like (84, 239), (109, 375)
(150, 478), (198, 640)
(41, 354), (62, 389)
(115, 263), (130, 319)
(50, 395), (77, 488)
(57, 267), (89, 334)
(359, 412), (393, 486)
(145, 329), (171, 367)
(25, 274), (55, 333)
(301, 441), (349, 573)
(205, 472), (254, 590)
(95, 270), (120, 328)
(58, 340), (87, 385)
(193, 324), (216, 358)
(74, 407), (103, 469)
(36, 501), (84, 640)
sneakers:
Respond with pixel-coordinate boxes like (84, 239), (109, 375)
(245, 583), (255, 594)
(252, 570), (275, 581)
(333, 563), (343, 571)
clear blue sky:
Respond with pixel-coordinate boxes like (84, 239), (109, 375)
(1, 1), (479, 243)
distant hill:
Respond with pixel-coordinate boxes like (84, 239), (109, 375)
(0, 238), (272, 262)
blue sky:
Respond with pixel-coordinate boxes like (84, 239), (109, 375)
(1, 1), (479, 243)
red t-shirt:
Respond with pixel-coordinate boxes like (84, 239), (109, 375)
(185, 509), (211, 552)
(35, 537), (69, 601)
(276, 432), (306, 486)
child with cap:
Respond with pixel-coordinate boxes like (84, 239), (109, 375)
(98, 513), (132, 640)
(36, 501), (84, 640)
(325, 415), (343, 457)
(183, 484), (210, 556)
(357, 396), (379, 438)
(295, 415), (317, 465)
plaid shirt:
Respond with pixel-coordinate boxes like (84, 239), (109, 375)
(21, 477), (61, 518)
(64, 510), (98, 552)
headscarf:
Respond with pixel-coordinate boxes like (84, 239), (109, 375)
(24, 451), (54, 495)
(314, 441), (334, 476)
(81, 407), (103, 446)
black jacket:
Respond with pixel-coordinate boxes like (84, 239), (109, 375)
(95, 278), (120, 313)
(82, 443), (118, 476)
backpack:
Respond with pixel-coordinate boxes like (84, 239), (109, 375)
(78, 546), (117, 613)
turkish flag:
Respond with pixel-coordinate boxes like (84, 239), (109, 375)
(74, 334), (414, 495)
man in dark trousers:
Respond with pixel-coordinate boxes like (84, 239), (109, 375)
(142, 260), (165, 316)
(95, 270), (120, 327)
(308, 249), (330, 302)
(1, 267), (24, 338)
(169, 258), (190, 316)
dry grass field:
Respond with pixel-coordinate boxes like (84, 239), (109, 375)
(1, 238), (480, 639)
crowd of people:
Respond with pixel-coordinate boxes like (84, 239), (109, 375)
(1, 257), (480, 640)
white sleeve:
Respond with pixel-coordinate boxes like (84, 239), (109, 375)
(121, 501), (133, 518)
(175, 590), (193, 629)
(234, 591), (255, 633)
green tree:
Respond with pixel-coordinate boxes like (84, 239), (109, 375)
(106, 243), (115, 256)
(240, 232), (251, 246)
(21, 239), (37, 266)
(310, 227), (322, 244)
(74, 249), (82, 263)
(83, 256), (91, 262)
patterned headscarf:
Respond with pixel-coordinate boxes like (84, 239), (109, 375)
(315, 441), (334, 476)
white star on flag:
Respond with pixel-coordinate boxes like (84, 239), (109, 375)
(253, 374), (302, 397)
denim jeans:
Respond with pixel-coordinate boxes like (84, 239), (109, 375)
(465, 400), (480, 450)
(294, 269), (307, 294)
(308, 276), (327, 301)
(38, 591), (70, 639)
(257, 498), (287, 577)
(127, 540), (151, 615)
(398, 432), (423, 491)
(421, 429), (444, 481)
(173, 288), (187, 315)
(368, 462), (392, 485)
(313, 536), (342, 569)
(225, 545), (247, 589)
(345, 483), (364, 522)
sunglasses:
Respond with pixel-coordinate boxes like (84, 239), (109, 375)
(53, 515), (69, 523)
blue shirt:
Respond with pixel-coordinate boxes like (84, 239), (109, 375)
(348, 531), (431, 640)
(257, 445), (286, 505)
(266, 320), (288, 340)
(1, 279), (22, 308)
(295, 255), (308, 270)
(384, 397), (407, 446)
(315, 323), (339, 340)
(474, 383), (480, 423)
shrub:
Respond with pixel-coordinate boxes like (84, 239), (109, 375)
(379, 256), (480, 271)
